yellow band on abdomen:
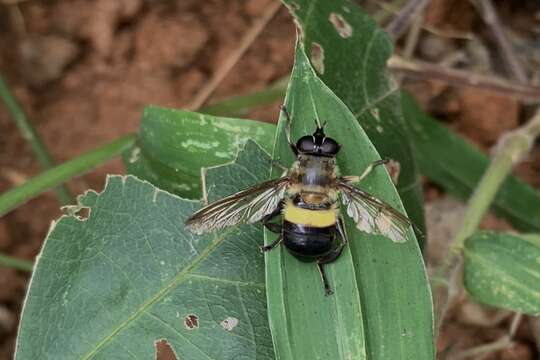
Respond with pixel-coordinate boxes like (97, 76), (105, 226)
(283, 203), (336, 228)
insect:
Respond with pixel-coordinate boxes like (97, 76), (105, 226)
(185, 107), (413, 295)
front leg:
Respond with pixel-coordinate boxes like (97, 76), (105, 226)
(341, 159), (388, 184)
(280, 105), (298, 156)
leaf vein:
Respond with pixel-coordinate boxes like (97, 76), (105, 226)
(81, 229), (238, 360)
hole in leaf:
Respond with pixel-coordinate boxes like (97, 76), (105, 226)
(220, 317), (239, 331)
(184, 314), (199, 330)
(310, 42), (325, 75)
(128, 146), (141, 164)
(61, 205), (91, 221)
(154, 339), (179, 360)
(328, 12), (353, 38)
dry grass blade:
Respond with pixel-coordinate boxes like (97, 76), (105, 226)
(187, 1), (281, 110)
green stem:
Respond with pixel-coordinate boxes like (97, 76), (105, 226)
(200, 77), (288, 116)
(0, 253), (33, 272)
(0, 135), (135, 217)
(451, 109), (540, 252)
(434, 108), (540, 332)
(0, 74), (72, 205)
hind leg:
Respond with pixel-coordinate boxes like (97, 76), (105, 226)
(316, 218), (348, 295)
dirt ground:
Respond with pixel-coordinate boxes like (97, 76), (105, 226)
(0, 0), (539, 359)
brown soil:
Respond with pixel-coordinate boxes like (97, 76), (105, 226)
(0, 0), (539, 359)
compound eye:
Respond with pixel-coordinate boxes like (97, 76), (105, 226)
(296, 136), (315, 153)
(320, 138), (340, 155)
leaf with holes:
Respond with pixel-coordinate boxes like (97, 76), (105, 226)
(283, 0), (425, 238)
(264, 44), (434, 360)
(464, 232), (540, 315)
(124, 107), (275, 199)
(15, 141), (275, 360)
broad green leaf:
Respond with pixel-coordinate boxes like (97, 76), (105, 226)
(265, 44), (434, 360)
(124, 106), (274, 199)
(464, 232), (540, 315)
(16, 143), (276, 359)
(401, 92), (540, 233)
(283, 0), (426, 237)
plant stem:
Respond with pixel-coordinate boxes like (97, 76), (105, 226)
(0, 253), (33, 272)
(0, 74), (72, 205)
(471, 0), (528, 84)
(388, 56), (540, 101)
(435, 108), (540, 331)
(0, 135), (135, 217)
(451, 109), (540, 252)
(385, 0), (431, 41)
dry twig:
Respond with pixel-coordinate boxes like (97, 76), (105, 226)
(187, 1), (281, 110)
(385, 0), (431, 41)
(388, 55), (540, 102)
(448, 313), (523, 360)
(471, 0), (528, 84)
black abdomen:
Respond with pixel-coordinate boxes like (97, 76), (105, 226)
(283, 221), (337, 261)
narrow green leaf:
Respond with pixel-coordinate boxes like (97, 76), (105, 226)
(266, 44), (433, 360)
(0, 135), (135, 217)
(201, 77), (288, 117)
(124, 107), (275, 199)
(283, 0), (426, 237)
(16, 143), (275, 359)
(401, 92), (540, 233)
(0, 253), (33, 272)
(0, 74), (72, 205)
(464, 232), (540, 315)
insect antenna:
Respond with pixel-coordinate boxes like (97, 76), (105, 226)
(314, 117), (323, 130)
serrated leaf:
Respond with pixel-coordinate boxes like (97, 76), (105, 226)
(401, 92), (540, 233)
(464, 232), (540, 315)
(16, 143), (276, 359)
(124, 106), (275, 199)
(265, 44), (434, 360)
(283, 0), (425, 238)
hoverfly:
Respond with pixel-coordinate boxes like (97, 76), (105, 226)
(186, 107), (413, 295)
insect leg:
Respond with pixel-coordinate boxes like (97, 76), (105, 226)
(336, 216), (348, 244)
(263, 222), (282, 234)
(316, 263), (333, 296)
(340, 159), (389, 184)
(270, 159), (288, 172)
(280, 105), (298, 156)
(261, 202), (283, 234)
(260, 234), (283, 253)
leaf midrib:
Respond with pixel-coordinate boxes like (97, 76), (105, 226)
(81, 227), (242, 359)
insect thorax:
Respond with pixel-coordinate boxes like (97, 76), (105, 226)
(287, 154), (339, 207)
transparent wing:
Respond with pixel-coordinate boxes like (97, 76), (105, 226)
(338, 181), (411, 243)
(185, 177), (289, 234)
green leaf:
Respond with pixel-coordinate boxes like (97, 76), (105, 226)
(401, 92), (540, 233)
(16, 143), (275, 359)
(283, 0), (426, 238)
(124, 107), (275, 199)
(464, 232), (540, 315)
(265, 44), (434, 360)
